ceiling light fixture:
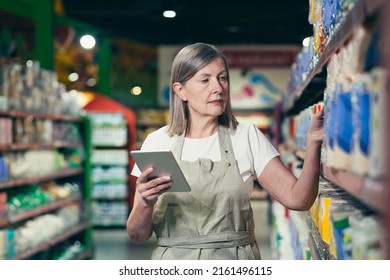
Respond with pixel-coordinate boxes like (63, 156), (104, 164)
(163, 10), (176, 18)
(131, 86), (142, 95)
(302, 36), (311, 47)
(80, 34), (96, 49)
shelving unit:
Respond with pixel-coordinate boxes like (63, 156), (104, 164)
(86, 112), (130, 227)
(0, 111), (93, 260)
(278, 0), (389, 259)
(284, 0), (386, 117)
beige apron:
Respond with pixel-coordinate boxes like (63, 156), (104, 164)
(151, 126), (261, 260)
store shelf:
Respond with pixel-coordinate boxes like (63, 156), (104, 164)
(285, 0), (386, 116)
(285, 145), (388, 214)
(0, 168), (83, 190)
(287, 142), (387, 210)
(321, 165), (388, 214)
(0, 194), (82, 227)
(0, 141), (82, 151)
(85, 112), (130, 228)
(304, 212), (333, 260)
(0, 110), (82, 122)
(92, 144), (128, 149)
(280, 0), (389, 260)
(11, 221), (90, 260)
(308, 233), (322, 260)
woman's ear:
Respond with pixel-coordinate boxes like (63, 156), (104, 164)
(173, 82), (187, 101)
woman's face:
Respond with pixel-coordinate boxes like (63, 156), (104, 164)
(174, 58), (228, 122)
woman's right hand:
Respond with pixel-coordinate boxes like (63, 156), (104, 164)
(136, 167), (172, 207)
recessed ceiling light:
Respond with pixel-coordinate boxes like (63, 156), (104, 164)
(80, 34), (96, 49)
(163, 10), (176, 18)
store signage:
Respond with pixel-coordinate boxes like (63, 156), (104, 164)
(222, 50), (297, 68)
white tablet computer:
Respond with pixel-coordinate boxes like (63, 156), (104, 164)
(130, 150), (191, 192)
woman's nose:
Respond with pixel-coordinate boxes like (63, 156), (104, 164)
(211, 78), (223, 94)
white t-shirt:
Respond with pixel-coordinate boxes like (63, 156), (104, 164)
(131, 122), (279, 193)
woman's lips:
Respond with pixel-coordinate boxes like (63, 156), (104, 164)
(209, 99), (223, 104)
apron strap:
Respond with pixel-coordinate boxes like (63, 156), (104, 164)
(156, 231), (256, 249)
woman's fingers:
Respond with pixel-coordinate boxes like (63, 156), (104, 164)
(314, 107), (324, 119)
(147, 176), (172, 192)
(137, 167), (154, 184)
(136, 169), (172, 207)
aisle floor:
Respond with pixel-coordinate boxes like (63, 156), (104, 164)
(92, 199), (273, 260)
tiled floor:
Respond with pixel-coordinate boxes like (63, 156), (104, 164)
(92, 199), (273, 260)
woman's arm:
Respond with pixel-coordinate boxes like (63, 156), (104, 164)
(126, 167), (172, 244)
(258, 109), (324, 211)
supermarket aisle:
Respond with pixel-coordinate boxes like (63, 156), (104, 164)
(92, 199), (273, 260)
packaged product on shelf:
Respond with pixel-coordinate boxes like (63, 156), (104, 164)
(1, 228), (15, 259)
(65, 148), (83, 168)
(8, 64), (22, 111)
(7, 150), (67, 179)
(271, 201), (295, 259)
(0, 191), (7, 216)
(329, 201), (366, 260)
(348, 25), (373, 175)
(92, 201), (128, 226)
(91, 166), (127, 183)
(333, 47), (354, 171)
(41, 181), (80, 199)
(289, 210), (311, 259)
(309, 180), (346, 235)
(0, 156), (9, 183)
(308, 0), (325, 56)
(322, 0), (334, 40)
(7, 184), (56, 214)
(87, 112), (127, 147)
(342, 215), (382, 259)
(0, 229), (5, 259)
(53, 240), (85, 260)
(368, 67), (387, 178)
(351, 76), (371, 175)
(91, 126), (127, 147)
(0, 67), (9, 110)
(1, 61), (74, 116)
(60, 89), (82, 116)
(91, 149), (128, 166)
(0, 117), (12, 145)
(323, 53), (340, 168)
(92, 183), (127, 199)
(13, 205), (80, 257)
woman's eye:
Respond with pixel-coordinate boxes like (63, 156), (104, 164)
(219, 76), (227, 81)
(201, 79), (209, 83)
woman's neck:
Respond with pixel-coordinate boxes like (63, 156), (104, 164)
(186, 119), (218, 138)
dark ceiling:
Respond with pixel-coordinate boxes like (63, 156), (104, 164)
(62, 0), (312, 47)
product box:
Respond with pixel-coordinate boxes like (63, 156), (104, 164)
(0, 229), (15, 259)
(0, 156), (9, 183)
(0, 191), (7, 214)
(0, 230), (5, 259)
(368, 68), (387, 178)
